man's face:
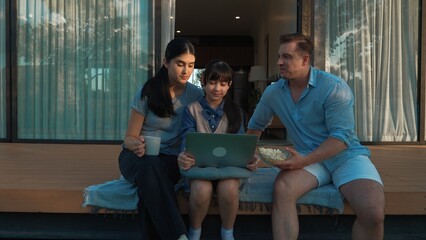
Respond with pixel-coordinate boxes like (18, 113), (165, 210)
(277, 41), (309, 80)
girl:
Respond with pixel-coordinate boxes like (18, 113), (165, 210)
(118, 38), (203, 240)
(177, 60), (259, 240)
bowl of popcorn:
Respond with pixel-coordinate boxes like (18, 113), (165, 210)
(258, 147), (289, 165)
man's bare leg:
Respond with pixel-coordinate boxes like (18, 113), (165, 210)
(340, 179), (385, 240)
(272, 170), (318, 240)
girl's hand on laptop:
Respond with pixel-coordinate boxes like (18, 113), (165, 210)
(177, 151), (195, 170)
(246, 154), (260, 171)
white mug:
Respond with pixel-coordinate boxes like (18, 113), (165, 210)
(144, 136), (161, 156)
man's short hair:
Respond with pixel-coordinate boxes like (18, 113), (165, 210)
(279, 33), (313, 56)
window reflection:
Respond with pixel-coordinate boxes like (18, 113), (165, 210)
(16, 0), (153, 140)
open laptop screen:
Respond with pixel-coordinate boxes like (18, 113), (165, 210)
(185, 132), (258, 168)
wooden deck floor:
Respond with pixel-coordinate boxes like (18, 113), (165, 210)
(0, 143), (425, 215)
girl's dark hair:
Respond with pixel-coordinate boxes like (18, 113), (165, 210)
(141, 38), (195, 117)
(202, 60), (243, 133)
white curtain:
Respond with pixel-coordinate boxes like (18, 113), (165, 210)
(0, 0), (5, 138)
(16, 0), (152, 140)
(161, 0), (175, 59)
(315, 0), (419, 142)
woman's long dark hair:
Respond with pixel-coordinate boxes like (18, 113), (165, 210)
(202, 60), (243, 133)
(141, 38), (195, 117)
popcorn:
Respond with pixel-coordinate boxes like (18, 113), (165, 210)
(258, 147), (287, 164)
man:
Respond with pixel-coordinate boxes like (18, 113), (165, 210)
(247, 33), (385, 240)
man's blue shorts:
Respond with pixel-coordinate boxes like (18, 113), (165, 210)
(303, 151), (383, 189)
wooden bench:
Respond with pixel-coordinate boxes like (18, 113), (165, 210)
(0, 143), (425, 215)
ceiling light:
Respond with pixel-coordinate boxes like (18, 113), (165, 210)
(176, 30), (181, 33)
(235, 16), (240, 19)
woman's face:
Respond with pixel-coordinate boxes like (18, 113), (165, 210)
(203, 79), (231, 105)
(164, 53), (195, 86)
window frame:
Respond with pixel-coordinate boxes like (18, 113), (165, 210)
(2, 0), (158, 144)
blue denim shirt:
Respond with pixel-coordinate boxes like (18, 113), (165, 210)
(248, 67), (369, 157)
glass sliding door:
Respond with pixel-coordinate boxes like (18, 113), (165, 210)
(16, 0), (153, 140)
(0, 0), (5, 139)
(312, 0), (419, 142)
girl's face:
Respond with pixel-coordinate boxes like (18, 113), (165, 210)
(164, 52), (195, 86)
(203, 79), (232, 106)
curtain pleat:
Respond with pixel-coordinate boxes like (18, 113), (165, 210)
(317, 0), (418, 142)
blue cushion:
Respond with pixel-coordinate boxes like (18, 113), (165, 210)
(180, 166), (252, 180)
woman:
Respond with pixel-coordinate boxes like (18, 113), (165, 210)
(119, 38), (203, 240)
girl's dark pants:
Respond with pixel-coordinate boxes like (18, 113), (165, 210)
(119, 148), (186, 240)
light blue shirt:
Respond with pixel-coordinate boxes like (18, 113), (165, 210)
(248, 67), (369, 157)
(131, 83), (203, 155)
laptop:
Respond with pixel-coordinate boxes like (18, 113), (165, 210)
(185, 132), (258, 168)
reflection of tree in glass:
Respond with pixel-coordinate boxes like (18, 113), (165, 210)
(321, 1), (419, 142)
(326, 1), (382, 84)
(15, 1), (152, 140)
(18, 1), (147, 66)
(17, 1), (151, 85)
